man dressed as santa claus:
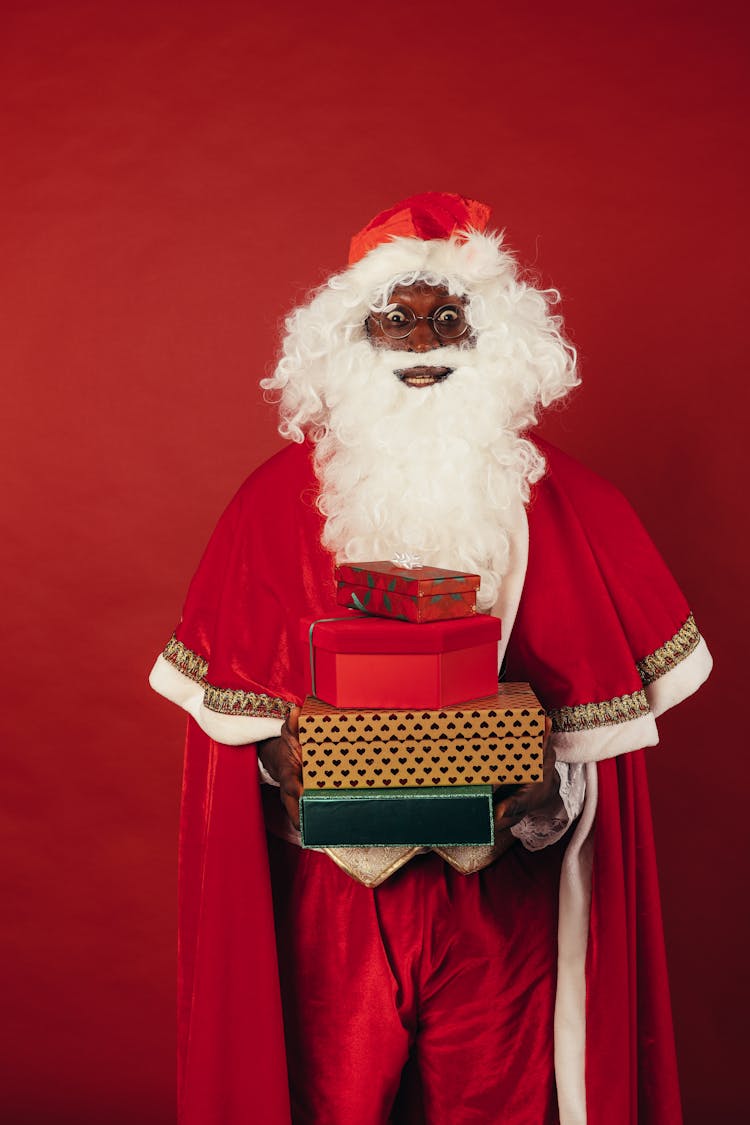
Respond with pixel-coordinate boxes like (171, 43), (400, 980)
(150, 193), (712, 1125)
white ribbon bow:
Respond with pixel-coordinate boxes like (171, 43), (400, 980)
(391, 551), (423, 570)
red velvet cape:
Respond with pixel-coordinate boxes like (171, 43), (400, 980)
(160, 437), (702, 1124)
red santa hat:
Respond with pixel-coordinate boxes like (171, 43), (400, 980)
(343, 192), (503, 296)
(348, 192), (492, 264)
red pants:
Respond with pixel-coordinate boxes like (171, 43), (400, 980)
(268, 836), (563, 1125)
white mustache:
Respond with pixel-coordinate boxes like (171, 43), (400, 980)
(369, 345), (476, 373)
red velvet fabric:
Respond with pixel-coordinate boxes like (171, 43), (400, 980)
(587, 753), (682, 1124)
(268, 833), (562, 1124)
(178, 726), (291, 1125)
(169, 436), (689, 1122)
(506, 440), (691, 710)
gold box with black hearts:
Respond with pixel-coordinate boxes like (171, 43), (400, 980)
(299, 683), (545, 791)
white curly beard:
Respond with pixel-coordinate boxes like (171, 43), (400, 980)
(312, 342), (544, 612)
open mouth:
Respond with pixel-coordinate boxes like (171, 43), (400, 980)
(395, 365), (453, 388)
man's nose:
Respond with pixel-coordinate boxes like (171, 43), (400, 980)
(405, 319), (443, 351)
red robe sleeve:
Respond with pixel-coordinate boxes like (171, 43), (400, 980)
(149, 441), (341, 744)
(507, 437), (711, 761)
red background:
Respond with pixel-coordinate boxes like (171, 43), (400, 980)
(2, 2), (747, 1121)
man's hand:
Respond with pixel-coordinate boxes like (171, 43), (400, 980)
(256, 707), (303, 830)
(493, 717), (559, 835)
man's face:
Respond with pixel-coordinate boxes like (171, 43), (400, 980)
(366, 282), (473, 389)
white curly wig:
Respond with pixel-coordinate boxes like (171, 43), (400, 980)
(263, 229), (577, 438)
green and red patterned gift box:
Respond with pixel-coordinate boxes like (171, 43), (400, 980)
(335, 561), (479, 622)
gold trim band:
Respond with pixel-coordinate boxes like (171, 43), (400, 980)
(162, 634), (292, 720)
(203, 683), (292, 720)
(637, 613), (700, 686)
(548, 689), (651, 734)
(163, 635), (208, 683)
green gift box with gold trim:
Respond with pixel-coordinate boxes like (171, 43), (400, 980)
(299, 785), (495, 848)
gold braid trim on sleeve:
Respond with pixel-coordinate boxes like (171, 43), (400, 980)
(203, 684), (293, 720)
(636, 613), (700, 686)
(547, 614), (702, 733)
(162, 634), (293, 720)
(163, 635), (209, 683)
(548, 689), (651, 734)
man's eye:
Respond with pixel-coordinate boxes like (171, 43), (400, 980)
(436, 306), (460, 323)
(384, 307), (409, 324)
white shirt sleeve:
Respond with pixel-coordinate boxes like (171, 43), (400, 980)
(249, 719), (284, 786)
(509, 761), (587, 851)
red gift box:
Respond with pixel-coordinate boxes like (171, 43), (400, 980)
(303, 614), (501, 708)
(335, 561), (479, 623)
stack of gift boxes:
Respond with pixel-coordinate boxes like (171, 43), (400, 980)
(299, 561), (545, 849)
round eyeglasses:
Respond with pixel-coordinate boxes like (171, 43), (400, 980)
(371, 303), (469, 341)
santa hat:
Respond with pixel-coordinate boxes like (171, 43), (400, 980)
(348, 192), (492, 264)
(344, 192), (505, 296)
